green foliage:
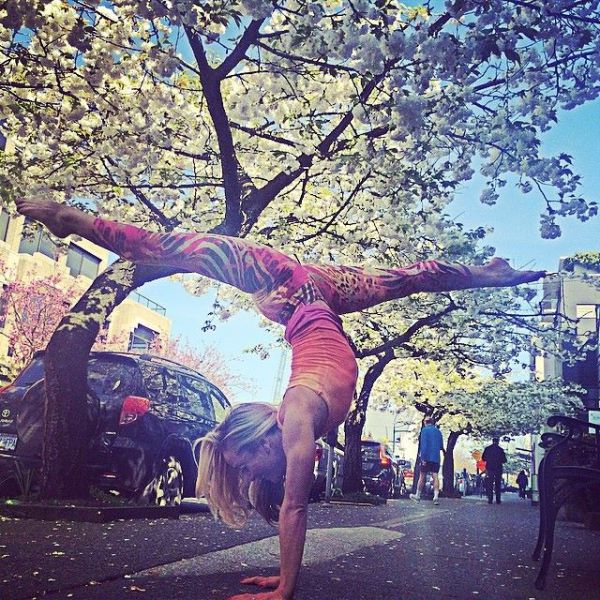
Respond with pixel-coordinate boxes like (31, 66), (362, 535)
(450, 379), (583, 439)
(563, 252), (600, 273)
(504, 454), (530, 475)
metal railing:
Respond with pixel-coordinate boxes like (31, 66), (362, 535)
(130, 291), (167, 315)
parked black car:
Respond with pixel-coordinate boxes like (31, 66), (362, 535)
(361, 440), (405, 498)
(0, 351), (230, 505)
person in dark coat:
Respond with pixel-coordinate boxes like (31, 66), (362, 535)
(482, 437), (507, 504)
(516, 470), (529, 499)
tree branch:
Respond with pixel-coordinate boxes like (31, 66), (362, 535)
(240, 64), (396, 232)
(215, 20), (264, 80)
(356, 302), (459, 358)
(297, 171), (372, 243)
(185, 25), (242, 234)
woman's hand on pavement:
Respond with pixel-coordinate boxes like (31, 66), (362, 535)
(227, 576), (287, 600)
(227, 589), (288, 600)
(240, 576), (280, 589)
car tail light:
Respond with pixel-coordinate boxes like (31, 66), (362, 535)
(380, 446), (391, 466)
(314, 445), (323, 463)
(0, 383), (12, 394)
(119, 395), (150, 425)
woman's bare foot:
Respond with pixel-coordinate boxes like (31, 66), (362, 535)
(15, 197), (87, 238)
(473, 257), (546, 287)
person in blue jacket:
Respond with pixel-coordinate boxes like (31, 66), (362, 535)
(410, 416), (444, 505)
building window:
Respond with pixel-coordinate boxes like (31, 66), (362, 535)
(66, 243), (101, 278)
(18, 219), (57, 259)
(128, 324), (158, 352)
(0, 209), (9, 242)
(576, 304), (598, 337)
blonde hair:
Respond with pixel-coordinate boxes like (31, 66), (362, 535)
(196, 402), (283, 527)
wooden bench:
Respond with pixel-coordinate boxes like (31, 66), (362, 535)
(532, 415), (600, 589)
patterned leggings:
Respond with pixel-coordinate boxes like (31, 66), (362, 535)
(93, 218), (474, 324)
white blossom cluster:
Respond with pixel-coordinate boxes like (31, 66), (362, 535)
(1, 0), (598, 243)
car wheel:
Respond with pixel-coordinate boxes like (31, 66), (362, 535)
(149, 456), (184, 507)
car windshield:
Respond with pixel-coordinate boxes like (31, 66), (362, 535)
(361, 443), (385, 475)
(11, 356), (45, 387)
(361, 443), (381, 461)
(88, 358), (139, 397)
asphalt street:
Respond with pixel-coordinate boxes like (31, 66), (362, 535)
(1, 493), (599, 600)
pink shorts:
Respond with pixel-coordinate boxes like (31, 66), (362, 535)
(281, 301), (358, 434)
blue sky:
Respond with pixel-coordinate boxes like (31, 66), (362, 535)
(140, 276), (286, 403)
(139, 98), (600, 404)
(451, 100), (599, 272)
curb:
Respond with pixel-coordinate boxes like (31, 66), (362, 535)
(0, 503), (180, 522)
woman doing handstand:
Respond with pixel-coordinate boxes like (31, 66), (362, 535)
(15, 198), (545, 600)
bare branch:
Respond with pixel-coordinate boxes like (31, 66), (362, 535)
(184, 25), (242, 234)
(356, 302), (459, 358)
(215, 20), (264, 80)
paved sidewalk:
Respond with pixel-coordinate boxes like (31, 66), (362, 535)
(1, 492), (599, 599)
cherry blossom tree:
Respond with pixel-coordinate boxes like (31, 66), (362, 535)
(0, 0), (599, 497)
(439, 377), (582, 492)
(1, 1), (598, 238)
(338, 219), (584, 493)
(0, 261), (84, 378)
(0, 264), (244, 388)
(450, 378), (582, 439)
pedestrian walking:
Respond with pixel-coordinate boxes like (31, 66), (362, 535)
(16, 197), (545, 600)
(410, 417), (444, 505)
(517, 470), (529, 499)
(482, 437), (507, 504)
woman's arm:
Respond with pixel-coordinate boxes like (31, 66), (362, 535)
(229, 390), (326, 600)
(276, 412), (319, 597)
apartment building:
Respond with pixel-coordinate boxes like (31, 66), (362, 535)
(0, 208), (171, 378)
(534, 257), (600, 411)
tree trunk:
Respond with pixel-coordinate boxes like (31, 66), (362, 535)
(442, 430), (461, 497)
(342, 352), (393, 495)
(342, 413), (364, 495)
(40, 260), (179, 500)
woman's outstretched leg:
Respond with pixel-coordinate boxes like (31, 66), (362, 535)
(306, 258), (545, 314)
(16, 197), (98, 240)
(15, 198), (296, 295)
